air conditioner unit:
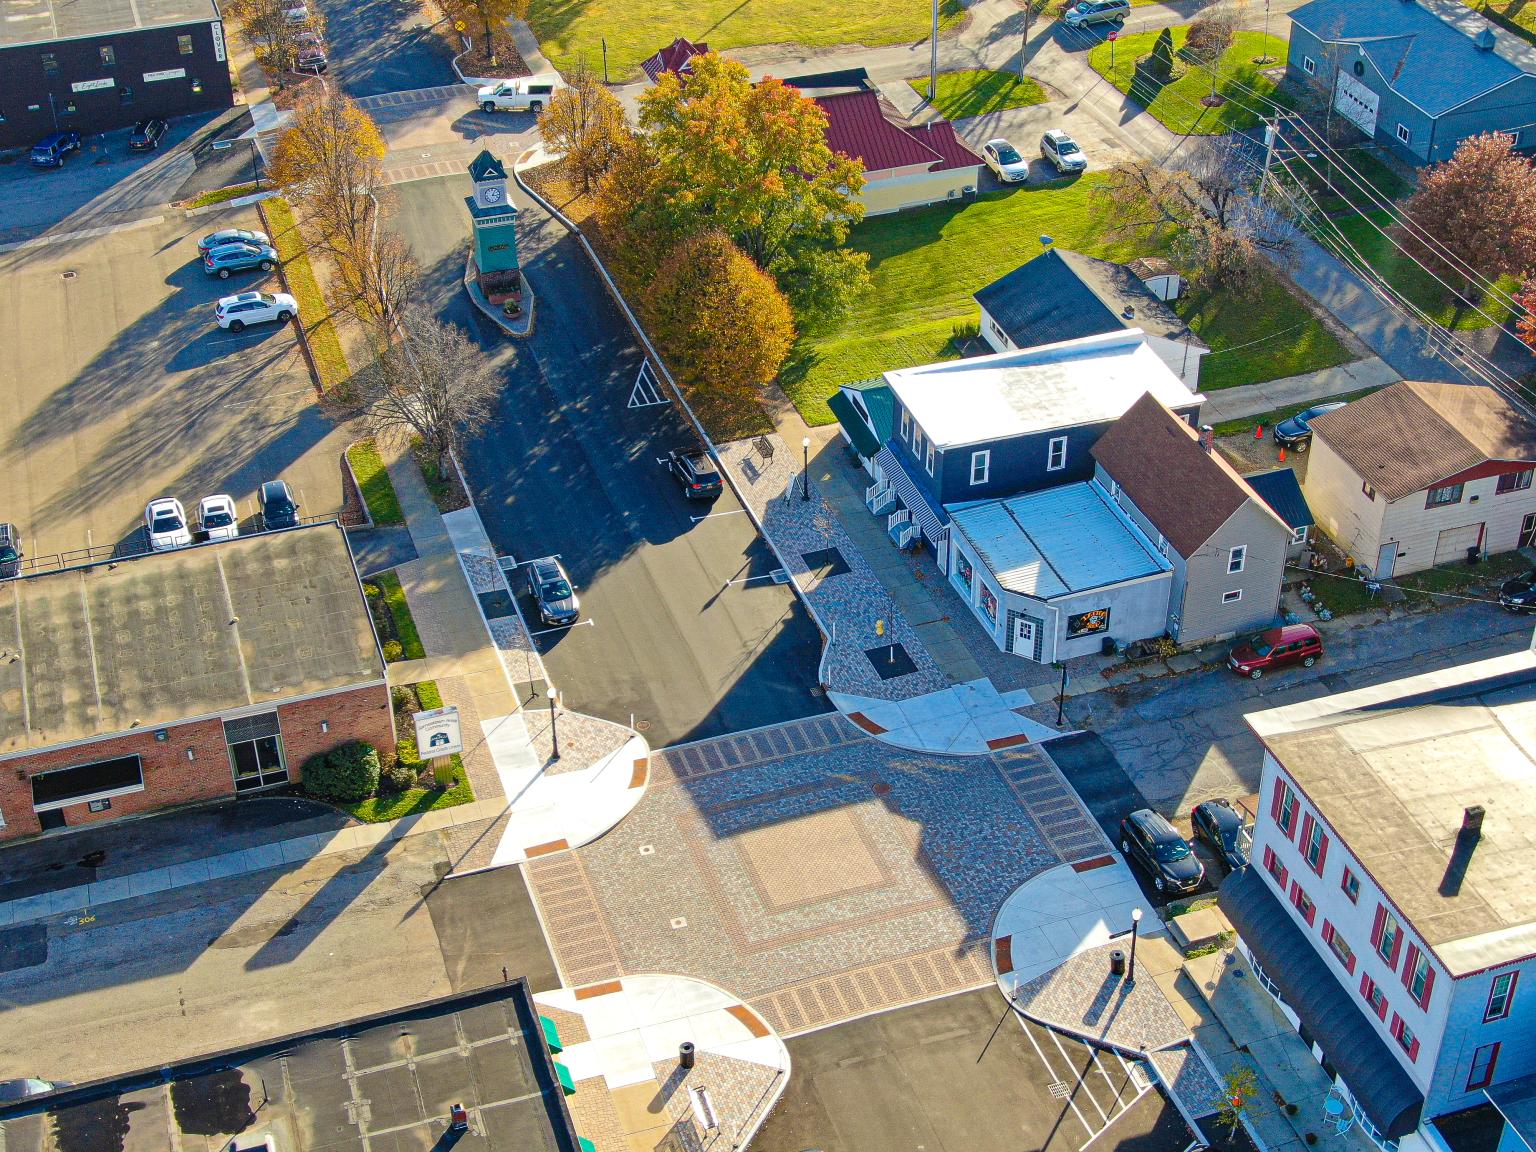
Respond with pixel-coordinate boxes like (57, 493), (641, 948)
(947, 188), (960, 199)
(963, 185), (977, 195)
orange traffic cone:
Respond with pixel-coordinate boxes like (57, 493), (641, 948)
(1279, 446), (1287, 462)
(1255, 425), (1264, 440)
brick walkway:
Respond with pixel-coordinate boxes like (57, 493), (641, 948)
(1011, 941), (1192, 1054)
(992, 746), (1113, 864)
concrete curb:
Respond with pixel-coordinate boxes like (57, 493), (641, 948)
(183, 189), (279, 218)
(463, 251), (535, 338)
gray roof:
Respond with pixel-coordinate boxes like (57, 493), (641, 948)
(948, 482), (1169, 599)
(1488, 1072), (1536, 1148)
(0, 523), (383, 756)
(1244, 468), (1315, 531)
(1247, 649), (1536, 974)
(1289, 0), (1536, 116)
(1220, 868), (1423, 1139)
(973, 249), (1204, 351)
(0, 0), (221, 48)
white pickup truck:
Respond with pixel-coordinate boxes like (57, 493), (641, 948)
(477, 73), (563, 113)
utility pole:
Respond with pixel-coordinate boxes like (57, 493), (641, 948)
(1021, 2), (1034, 77)
(929, 0), (939, 102)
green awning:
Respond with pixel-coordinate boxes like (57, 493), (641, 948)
(554, 1062), (576, 1095)
(579, 1139), (596, 1152)
(829, 389), (882, 458)
(539, 1015), (563, 1053)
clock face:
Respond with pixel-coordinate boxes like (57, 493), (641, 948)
(482, 185), (502, 204)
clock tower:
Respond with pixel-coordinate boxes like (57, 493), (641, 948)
(465, 148), (519, 281)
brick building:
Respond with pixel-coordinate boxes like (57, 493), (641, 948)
(0, 522), (391, 840)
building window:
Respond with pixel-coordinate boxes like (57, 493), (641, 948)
(1362, 480), (1376, 501)
(900, 409), (910, 440)
(1496, 469), (1533, 494)
(41, 51), (59, 75)
(979, 583), (998, 622)
(1291, 526), (1308, 546)
(1222, 589), (1243, 604)
(1391, 1014), (1420, 1061)
(1396, 123), (1412, 145)
(1047, 436), (1068, 472)
(1272, 779), (1300, 837)
(925, 442), (935, 476)
(1323, 922), (1357, 973)
(953, 548), (974, 596)
(1263, 845), (1288, 889)
(224, 712), (288, 792)
(1301, 814), (1328, 874)
(30, 755), (145, 811)
(1303, 55), (1316, 74)
(1405, 946), (1435, 1009)
(1373, 906), (1404, 969)
(970, 450), (990, 485)
(1341, 866), (1360, 903)
(1290, 881), (1317, 926)
(179, 33), (195, 54)
(1486, 971), (1517, 1021)
(1361, 974), (1389, 1020)
(99, 44), (116, 66)
(1228, 545), (1247, 574)
(1425, 483), (1463, 508)
(1467, 1043), (1501, 1091)
(119, 85), (134, 103)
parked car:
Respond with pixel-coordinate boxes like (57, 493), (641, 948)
(0, 1079), (62, 1103)
(1063, 0), (1130, 25)
(128, 118), (168, 151)
(526, 556), (579, 626)
(282, 3), (309, 22)
(1273, 401), (1347, 451)
(259, 480), (299, 530)
(1227, 622), (1323, 679)
(199, 227), (270, 256)
(295, 43), (328, 72)
(1192, 798), (1250, 874)
(1119, 809), (1204, 894)
(145, 498), (192, 551)
(1499, 569), (1536, 613)
(981, 138), (1030, 184)
(215, 291), (297, 331)
(1040, 129), (1087, 175)
(667, 448), (723, 499)
(0, 524), (22, 580)
(203, 241), (278, 279)
(30, 131), (82, 169)
(197, 494), (240, 541)
(477, 73), (563, 113)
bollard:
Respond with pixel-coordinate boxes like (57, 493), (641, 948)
(679, 1041), (696, 1069)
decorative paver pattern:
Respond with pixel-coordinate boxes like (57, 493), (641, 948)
(1011, 941), (1192, 1054)
(653, 713), (865, 783)
(736, 808), (888, 910)
(718, 436), (949, 701)
(1149, 1043), (1224, 1121)
(524, 705), (633, 777)
(994, 746), (1114, 864)
(567, 1075), (627, 1152)
(538, 1004), (591, 1047)
(524, 853), (625, 987)
(650, 1052), (784, 1150)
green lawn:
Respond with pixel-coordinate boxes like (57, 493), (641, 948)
(1459, 0), (1536, 43)
(1290, 148), (1411, 216)
(187, 182), (263, 208)
(263, 198), (350, 390)
(366, 570), (427, 661)
(530, 0), (963, 83)
(1325, 210), (1517, 331)
(907, 70), (1048, 120)
(782, 175), (1352, 425)
(1394, 551), (1529, 598)
(339, 776), (474, 822)
(1087, 29), (1291, 135)
(346, 438), (404, 525)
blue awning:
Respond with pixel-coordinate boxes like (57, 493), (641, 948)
(874, 445), (949, 540)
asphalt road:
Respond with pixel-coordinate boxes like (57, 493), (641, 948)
(316, 0), (455, 98)
(388, 175), (829, 747)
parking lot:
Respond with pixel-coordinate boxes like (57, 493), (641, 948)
(0, 205), (349, 565)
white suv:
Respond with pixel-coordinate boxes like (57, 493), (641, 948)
(216, 291), (298, 331)
(197, 494), (240, 541)
(145, 498), (192, 551)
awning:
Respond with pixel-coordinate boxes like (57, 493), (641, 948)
(829, 390), (882, 458)
(874, 445), (949, 541)
(1220, 868), (1424, 1139)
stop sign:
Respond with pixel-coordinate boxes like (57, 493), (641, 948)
(1108, 29), (1118, 39)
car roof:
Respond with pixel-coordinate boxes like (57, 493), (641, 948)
(1197, 798), (1243, 826)
(1045, 129), (1075, 141)
(532, 557), (565, 576)
(220, 291), (263, 304)
(34, 133), (68, 145)
(1128, 808), (1179, 838)
(261, 480), (292, 496)
(1261, 623), (1321, 642)
(985, 137), (1014, 148)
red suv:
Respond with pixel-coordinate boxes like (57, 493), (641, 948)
(1228, 623), (1323, 679)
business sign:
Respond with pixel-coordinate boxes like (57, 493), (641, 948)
(1067, 608), (1111, 638)
(1334, 71), (1379, 137)
(413, 706), (463, 758)
(212, 19), (226, 61)
(144, 67), (187, 82)
(71, 78), (114, 92)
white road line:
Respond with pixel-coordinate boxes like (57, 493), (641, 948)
(1089, 1047), (1126, 1107)
(690, 508), (747, 523)
(1018, 1017), (1096, 1142)
(1051, 1028), (1109, 1123)
(1078, 1086), (1156, 1152)
(723, 570), (786, 587)
(527, 619), (595, 637)
(627, 362), (668, 407)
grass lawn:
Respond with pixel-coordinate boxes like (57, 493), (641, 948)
(1325, 210), (1517, 331)
(907, 70), (1048, 120)
(365, 570), (427, 661)
(1210, 387), (1379, 438)
(186, 182), (263, 208)
(1289, 148), (1411, 215)
(529, 0), (963, 83)
(1394, 551), (1529, 598)
(1087, 29), (1291, 135)
(1459, 0), (1536, 42)
(339, 776), (474, 822)
(346, 438), (405, 525)
(262, 198), (350, 390)
(783, 174), (1351, 425)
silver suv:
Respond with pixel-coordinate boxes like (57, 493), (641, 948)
(1063, 0), (1130, 25)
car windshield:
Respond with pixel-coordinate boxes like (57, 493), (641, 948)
(267, 499), (294, 514)
(1153, 839), (1191, 863)
(203, 511), (234, 528)
(151, 515), (182, 533)
(1246, 634), (1273, 656)
(995, 144), (1022, 164)
(0, 546), (17, 563)
(1056, 139), (1081, 155)
(540, 580), (572, 601)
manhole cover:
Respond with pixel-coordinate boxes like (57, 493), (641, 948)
(61, 270), (78, 280)
(635, 720), (651, 732)
(871, 782), (892, 795)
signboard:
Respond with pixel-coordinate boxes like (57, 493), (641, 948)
(71, 78), (114, 92)
(1067, 608), (1111, 638)
(1333, 71), (1379, 137)
(413, 706), (463, 758)
(144, 67), (187, 82)
(88, 798), (111, 813)
(212, 19), (226, 62)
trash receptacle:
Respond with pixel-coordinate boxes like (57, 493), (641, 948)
(1467, 546), (1481, 566)
(1110, 949), (1126, 976)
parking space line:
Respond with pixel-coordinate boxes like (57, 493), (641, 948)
(1018, 1018), (1096, 1143)
(528, 619), (596, 637)
(1050, 1028), (1109, 1123)
(1078, 1085), (1156, 1152)
(1088, 1047), (1127, 1107)
(690, 509), (747, 523)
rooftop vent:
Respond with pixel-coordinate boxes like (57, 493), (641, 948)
(1476, 28), (1496, 50)
(1461, 805), (1485, 839)
(1123, 305), (1136, 319)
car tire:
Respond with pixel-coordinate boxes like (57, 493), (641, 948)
(530, 101), (544, 113)
(1302, 655), (1317, 667)
(229, 319), (245, 332)
(277, 310), (293, 323)
(1294, 441), (1309, 453)
(260, 260), (274, 271)
(482, 101), (496, 113)
(218, 268), (231, 279)
(1249, 668), (1264, 680)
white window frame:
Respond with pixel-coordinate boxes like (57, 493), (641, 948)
(1396, 123), (1412, 145)
(1302, 55), (1316, 75)
(970, 450), (990, 485)
(1291, 526), (1308, 546)
(925, 441), (935, 475)
(1046, 436), (1068, 472)
(1362, 480), (1377, 501)
(1228, 545), (1247, 574)
(900, 408), (910, 440)
(1222, 589), (1243, 604)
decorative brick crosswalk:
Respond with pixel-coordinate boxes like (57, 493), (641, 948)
(356, 84), (469, 109)
(992, 746), (1112, 865)
(381, 158), (471, 185)
(649, 712), (866, 784)
(525, 852), (623, 988)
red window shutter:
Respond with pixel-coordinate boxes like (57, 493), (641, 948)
(1322, 920), (1334, 944)
(1390, 927), (1404, 968)
(1390, 1013), (1402, 1040)
(1371, 904), (1387, 948)
(1361, 973), (1373, 999)
(1408, 1034), (1420, 1061)
(1271, 779), (1285, 821)
(1316, 833), (1329, 874)
(1402, 943), (1419, 990)
(1264, 845), (1275, 871)
(1419, 963), (1436, 1009)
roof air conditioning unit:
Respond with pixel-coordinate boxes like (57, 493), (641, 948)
(963, 185), (976, 195)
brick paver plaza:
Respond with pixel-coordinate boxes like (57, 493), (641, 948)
(526, 714), (1110, 1035)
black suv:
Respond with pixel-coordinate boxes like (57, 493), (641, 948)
(526, 556), (579, 626)
(1192, 798), (1250, 874)
(1500, 569), (1536, 613)
(129, 118), (168, 150)
(1119, 809), (1204, 894)
(259, 480), (300, 530)
(667, 449), (723, 499)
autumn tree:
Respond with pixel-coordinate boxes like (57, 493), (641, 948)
(596, 52), (870, 317)
(462, 0), (525, 67)
(1401, 132), (1536, 302)
(541, 59), (629, 194)
(223, 0), (325, 76)
(645, 232), (795, 400)
(1182, 5), (1237, 97)
(1516, 278), (1536, 349)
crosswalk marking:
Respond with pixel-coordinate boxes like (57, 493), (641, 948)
(627, 361), (669, 408)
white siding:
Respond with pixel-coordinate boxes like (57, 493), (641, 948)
(1376, 471), (1536, 576)
(1302, 435), (1388, 566)
(979, 304), (1014, 354)
(1143, 331), (1208, 392)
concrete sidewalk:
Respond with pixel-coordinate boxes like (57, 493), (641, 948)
(1200, 357), (1400, 424)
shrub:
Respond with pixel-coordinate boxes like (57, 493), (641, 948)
(380, 757), (419, 793)
(363, 582), (381, 599)
(302, 740), (381, 801)
(391, 685), (419, 713)
(382, 640), (404, 662)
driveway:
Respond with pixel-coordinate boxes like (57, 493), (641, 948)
(316, 0), (456, 98)
(0, 205), (349, 563)
(388, 174), (828, 747)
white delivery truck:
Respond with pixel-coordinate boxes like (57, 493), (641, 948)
(477, 73), (563, 113)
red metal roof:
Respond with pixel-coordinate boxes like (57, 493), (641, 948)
(640, 37), (709, 84)
(816, 90), (970, 174)
(902, 120), (982, 172)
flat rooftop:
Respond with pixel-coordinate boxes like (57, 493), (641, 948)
(884, 330), (1201, 450)
(949, 482), (1169, 598)
(0, 523), (383, 756)
(0, 981), (581, 1152)
(1, 0), (220, 48)
(1248, 646), (1536, 974)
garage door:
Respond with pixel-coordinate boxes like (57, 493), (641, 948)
(1434, 523), (1484, 566)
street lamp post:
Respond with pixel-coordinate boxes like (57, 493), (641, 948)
(547, 687), (561, 759)
(801, 437), (811, 500)
(1128, 907), (1143, 985)
(929, 0), (939, 102)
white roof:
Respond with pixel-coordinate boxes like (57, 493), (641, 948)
(885, 329), (1202, 449)
(949, 482), (1170, 598)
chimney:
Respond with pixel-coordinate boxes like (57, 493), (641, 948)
(1199, 425), (1214, 453)
(1460, 805), (1485, 840)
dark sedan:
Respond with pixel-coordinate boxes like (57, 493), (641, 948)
(1192, 798), (1250, 874)
(128, 118), (169, 150)
(526, 556), (580, 626)
(1274, 401), (1347, 451)
(1500, 569), (1536, 613)
(667, 448), (723, 499)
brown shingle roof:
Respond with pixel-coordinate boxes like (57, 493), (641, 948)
(1092, 393), (1287, 556)
(640, 37), (709, 83)
(1308, 380), (1536, 501)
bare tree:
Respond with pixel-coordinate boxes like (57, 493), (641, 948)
(223, 0), (325, 77)
(540, 58), (630, 194)
(1183, 4), (1238, 97)
(334, 224), (419, 344)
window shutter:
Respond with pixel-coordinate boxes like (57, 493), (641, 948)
(1390, 926), (1404, 968)
(1402, 943), (1418, 990)
(1371, 904), (1386, 948)
(1316, 832), (1329, 874)
(1263, 845), (1275, 872)
(1322, 920), (1333, 944)
(1271, 779), (1285, 821)
(1301, 813), (1314, 854)
(1408, 1033), (1420, 1061)
(1361, 973), (1373, 999)
(1420, 963), (1436, 1009)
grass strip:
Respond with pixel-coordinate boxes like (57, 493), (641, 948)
(346, 438), (405, 525)
(907, 69), (1048, 120)
(262, 197), (351, 390)
(375, 570), (426, 660)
